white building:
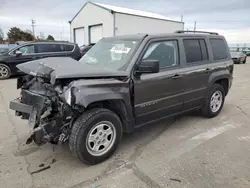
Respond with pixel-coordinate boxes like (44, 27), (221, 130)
(69, 1), (184, 46)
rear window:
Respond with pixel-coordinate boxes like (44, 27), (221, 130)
(65, 44), (74, 52)
(183, 39), (208, 63)
(37, 44), (63, 53)
(210, 38), (229, 60)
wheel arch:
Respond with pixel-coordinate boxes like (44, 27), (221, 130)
(214, 78), (229, 95)
(86, 99), (134, 133)
(0, 61), (10, 67)
(208, 70), (231, 96)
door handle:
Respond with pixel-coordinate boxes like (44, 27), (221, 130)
(171, 74), (183, 79)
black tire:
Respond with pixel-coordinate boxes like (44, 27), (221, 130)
(0, 63), (11, 79)
(243, 58), (246, 64)
(201, 83), (225, 118)
(69, 108), (123, 165)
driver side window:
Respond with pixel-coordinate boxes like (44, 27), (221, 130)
(15, 45), (35, 55)
(142, 40), (179, 69)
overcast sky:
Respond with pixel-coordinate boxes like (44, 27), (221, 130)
(1, 0), (250, 44)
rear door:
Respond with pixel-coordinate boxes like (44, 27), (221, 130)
(181, 38), (211, 110)
(133, 38), (185, 126)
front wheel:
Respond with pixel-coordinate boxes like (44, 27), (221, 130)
(69, 108), (123, 165)
(201, 84), (225, 118)
(0, 64), (11, 79)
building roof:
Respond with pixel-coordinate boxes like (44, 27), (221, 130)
(70, 1), (183, 23)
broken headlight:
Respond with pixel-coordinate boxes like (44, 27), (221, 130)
(63, 87), (76, 106)
(65, 88), (72, 105)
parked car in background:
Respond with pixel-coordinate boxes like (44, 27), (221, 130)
(9, 31), (233, 164)
(243, 49), (250, 56)
(0, 41), (81, 79)
(80, 43), (95, 57)
(230, 51), (247, 64)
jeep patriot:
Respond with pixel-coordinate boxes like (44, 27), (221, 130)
(9, 31), (234, 164)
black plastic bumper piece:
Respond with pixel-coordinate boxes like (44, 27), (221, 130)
(9, 99), (33, 114)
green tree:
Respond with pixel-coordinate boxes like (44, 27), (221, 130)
(21, 31), (34, 41)
(47, 35), (55, 41)
(7, 27), (35, 43)
(7, 27), (23, 43)
(25, 29), (33, 35)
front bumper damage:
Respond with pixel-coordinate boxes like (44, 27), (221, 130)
(10, 99), (33, 114)
(9, 88), (71, 145)
(10, 98), (47, 145)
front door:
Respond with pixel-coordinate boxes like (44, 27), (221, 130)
(133, 39), (185, 126)
(11, 44), (37, 64)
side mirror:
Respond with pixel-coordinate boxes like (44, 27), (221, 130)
(15, 50), (22, 56)
(136, 59), (159, 74)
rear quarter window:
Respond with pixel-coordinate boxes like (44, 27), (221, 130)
(210, 38), (229, 60)
(65, 44), (74, 52)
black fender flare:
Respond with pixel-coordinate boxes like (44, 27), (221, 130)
(72, 87), (135, 133)
(206, 71), (230, 97)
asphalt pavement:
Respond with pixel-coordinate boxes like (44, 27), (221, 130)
(0, 59), (250, 188)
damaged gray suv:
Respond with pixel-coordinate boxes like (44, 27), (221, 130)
(9, 31), (234, 164)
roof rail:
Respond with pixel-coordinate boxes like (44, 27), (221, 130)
(175, 30), (218, 35)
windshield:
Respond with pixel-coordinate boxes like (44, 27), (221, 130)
(79, 38), (139, 71)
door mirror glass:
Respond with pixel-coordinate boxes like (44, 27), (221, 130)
(136, 59), (159, 74)
(15, 50), (22, 56)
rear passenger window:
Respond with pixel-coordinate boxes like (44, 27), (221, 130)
(142, 40), (179, 69)
(183, 39), (208, 63)
(210, 39), (228, 60)
(37, 44), (63, 53)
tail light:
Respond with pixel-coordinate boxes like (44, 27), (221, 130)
(80, 50), (83, 56)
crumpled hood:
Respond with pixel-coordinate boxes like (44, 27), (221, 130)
(17, 57), (128, 83)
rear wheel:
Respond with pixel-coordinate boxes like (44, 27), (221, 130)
(69, 108), (123, 165)
(0, 64), (11, 79)
(201, 84), (225, 118)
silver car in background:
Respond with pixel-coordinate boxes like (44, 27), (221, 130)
(230, 51), (247, 64)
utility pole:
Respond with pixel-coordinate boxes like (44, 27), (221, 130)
(194, 21), (196, 32)
(31, 19), (36, 37)
(181, 15), (184, 30)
